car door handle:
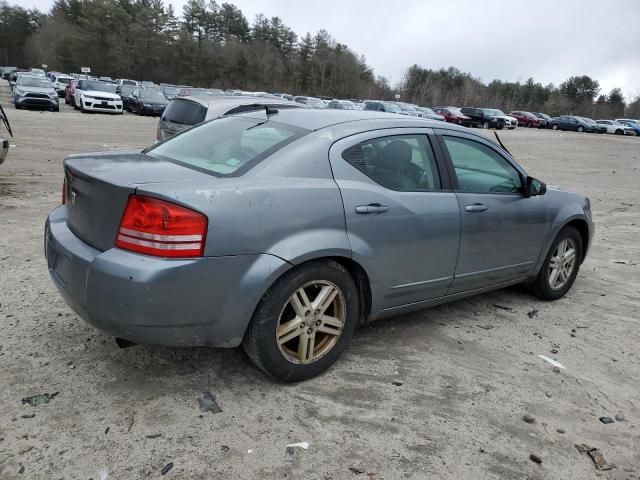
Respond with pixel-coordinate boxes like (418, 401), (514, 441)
(355, 204), (389, 214)
(465, 203), (489, 213)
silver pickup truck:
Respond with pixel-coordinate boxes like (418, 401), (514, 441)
(0, 104), (12, 165)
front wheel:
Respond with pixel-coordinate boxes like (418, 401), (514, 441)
(552, 124), (559, 130)
(482, 121), (490, 129)
(577, 126), (584, 133)
(528, 226), (583, 301)
(243, 260), (359, 381)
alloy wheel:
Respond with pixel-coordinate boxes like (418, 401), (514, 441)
(548, 238), (577, 290)
(276, 280), (346, 364)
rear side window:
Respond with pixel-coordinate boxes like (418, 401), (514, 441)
(161, 100), (207, 126)
(148, 116), (307, 176)
(342, 135), (441, 191)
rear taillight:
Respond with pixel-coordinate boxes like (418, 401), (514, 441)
(115, 195), (207, 258)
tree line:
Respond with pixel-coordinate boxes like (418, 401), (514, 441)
(0, 0), (638, 118)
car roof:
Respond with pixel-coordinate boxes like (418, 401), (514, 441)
(240, 108), (469, 133)
(174, 95), (304, 118)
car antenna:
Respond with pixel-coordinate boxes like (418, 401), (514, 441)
(494, 131), (511, 155)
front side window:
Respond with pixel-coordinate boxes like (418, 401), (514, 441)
(148, 116), (307, 176)
(342, 135), (441, 191)
(443, 136), (522, 194)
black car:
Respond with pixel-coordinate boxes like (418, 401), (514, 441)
(460, 107), (506, 129)
(118, 85), (136, 109)
(129, 88), (168, 116)
(534, 112), (553, 128)
(550, 116), (606, 133)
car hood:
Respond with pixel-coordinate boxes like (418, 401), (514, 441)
(17, 86), (55, 95)
(82, 90), (120, 100)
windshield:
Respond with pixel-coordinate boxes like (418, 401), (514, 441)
(85, 81), (117, 93)
(18, 76), (52, 88)
(383, 103), (402, 113)
(486, 109), (506, 116)
(120, 86), (134, 95)
(148, 116), (307, 176)
(140, 90), (166, 100)
(121, 80), (137, 86)
(163, 87), (179, 96)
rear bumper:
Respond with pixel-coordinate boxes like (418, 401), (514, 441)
(45, 206), (290, 347)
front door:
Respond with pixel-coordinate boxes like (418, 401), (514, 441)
(437, 131), (550, 294)
(329, 129), (460, 312)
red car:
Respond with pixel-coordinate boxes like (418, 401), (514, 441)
(433, 106), (471, 126)
(65, 80), (78, 106)
(509, 111), (542, 128)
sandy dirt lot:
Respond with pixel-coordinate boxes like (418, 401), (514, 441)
(0, 84), (639, 480)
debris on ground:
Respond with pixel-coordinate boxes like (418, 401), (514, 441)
(20, 413), (35, 419)
(285, 441), (309, 461)
(529, 453), (542, 464)
(18, 465), (25, 474)
(476, 324), (494, 330)
(160, 462), (173, 475)
(220, 445), (230, 452)
(349, 467), (366, 474)
(599, 416), (615, 424)
(493, 304), (514, 312)
(538, 355), (566, 370)
(21, 392), (59, 406)
(557, 428), (566, 434)
(575, 444), (614, 470)
(527, 309), (539, 318)
(551, 348), (559, 354)
(198, 391), (222, 414)
(615, 414), (625, 422)
(104, 427), (110, 434)
(146, 433), (162, 439)
(523, 414), (536, 424)
(126, 414), (135, 432)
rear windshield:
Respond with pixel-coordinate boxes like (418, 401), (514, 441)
(161, 99), (207, 126)
(147, 116), (308, 176)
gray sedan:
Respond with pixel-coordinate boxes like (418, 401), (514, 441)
(45, 109), (593, 381)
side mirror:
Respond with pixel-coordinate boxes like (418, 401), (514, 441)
(525, 176), (546, 197)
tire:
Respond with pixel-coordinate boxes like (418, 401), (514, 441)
(528, 122), (534, 128)
(243, 260), (360, 382)
(528, 226), (583, 301)
(482, 121), (490, 129)
(552, 124), (558, 130)
(577, 126), (584, 133)
(615, 129), (622, 135)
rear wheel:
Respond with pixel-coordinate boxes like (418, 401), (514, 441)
(528, 122), (534, 128)
(528, 226), (583, 300)
(552, 124), (559, 130)
(577, 126), (584, 133)
(482, 121), (490, 129)
(243, 260), (359, 381)
(615, 129), (623, 135)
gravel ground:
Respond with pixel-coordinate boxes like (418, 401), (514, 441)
(1, 85), (639, 480)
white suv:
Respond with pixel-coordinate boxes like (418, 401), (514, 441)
(74, 79), (123, 114)
(50, 74), (75, 98)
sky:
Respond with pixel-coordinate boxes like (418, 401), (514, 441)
(19, 0), (640, 100)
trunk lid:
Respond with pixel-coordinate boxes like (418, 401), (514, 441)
(64, 150), (209, 251)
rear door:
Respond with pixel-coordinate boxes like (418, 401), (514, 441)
(436, 130), (549, 293)
(329, 128), (460, 311)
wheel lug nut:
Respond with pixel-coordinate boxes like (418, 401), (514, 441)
(304, 310), (310, 316)
(314, 309), (320, 315)
(307, 328), (312, 334)
(300, 322), (305, 328)
(316, 320), (321, 326)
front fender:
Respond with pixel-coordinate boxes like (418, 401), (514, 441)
(531, 201), (592, 276)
